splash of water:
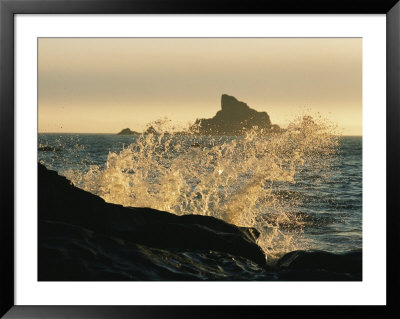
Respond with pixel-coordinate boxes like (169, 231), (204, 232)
(64, 114), (338, 261)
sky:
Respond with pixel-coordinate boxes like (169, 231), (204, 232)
(38, 38), (362, 135)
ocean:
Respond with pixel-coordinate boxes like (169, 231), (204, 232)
(38, 128), (362, 267)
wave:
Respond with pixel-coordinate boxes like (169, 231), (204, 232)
(60, 114), (339, 260)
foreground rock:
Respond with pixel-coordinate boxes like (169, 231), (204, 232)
(276, 250), (362, 281)
(38, 163), (268, 280)
(193, 94), (280, 135)
(38, 163), (361, 281)
(39, 220), (271, 280)
(277, 250), (362, 273)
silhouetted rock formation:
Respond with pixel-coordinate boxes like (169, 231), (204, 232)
(117, 128), (139, 135)
(193, 94), (278, 135)
(117, 126), (161, 136)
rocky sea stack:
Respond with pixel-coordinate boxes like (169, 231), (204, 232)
(118, 95), (280, 136)
(193, 94), (280, 135)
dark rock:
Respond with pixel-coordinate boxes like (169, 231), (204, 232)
(193, 94), (275, 135)
(277, 250), (362, 275)
(117, 128), (139, 135)
(38, 162), (268, 281)
(38, 163), (361, 281)
(38, 220), (271, 281)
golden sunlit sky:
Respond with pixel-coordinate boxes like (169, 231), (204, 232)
(38, 38), (362, 135)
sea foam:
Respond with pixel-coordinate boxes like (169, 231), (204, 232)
(63, 114), (339, 260)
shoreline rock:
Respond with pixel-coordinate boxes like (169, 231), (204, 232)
(38, 163), (268, 276)
(38, 163), (361, 281)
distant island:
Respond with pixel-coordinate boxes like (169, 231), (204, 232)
(117, 126), (160, 136)
(117, 128), (139, 135)
(118, 94), (281, 136)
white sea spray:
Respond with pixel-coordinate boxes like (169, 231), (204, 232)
(63, 114), (339, 261)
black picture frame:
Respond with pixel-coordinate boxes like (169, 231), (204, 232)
(1, 0), (399, 317)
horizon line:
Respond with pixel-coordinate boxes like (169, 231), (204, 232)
(38, 131), (362, 137)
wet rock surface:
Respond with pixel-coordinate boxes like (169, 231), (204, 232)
(38, 163), (361, 281)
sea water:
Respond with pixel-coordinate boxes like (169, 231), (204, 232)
(38, 116), (362, 263)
